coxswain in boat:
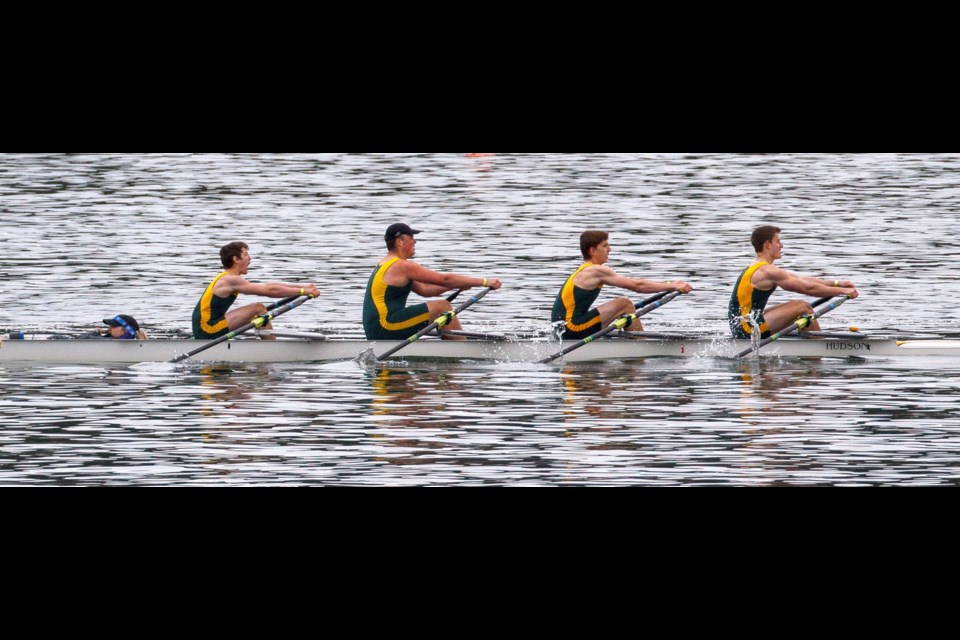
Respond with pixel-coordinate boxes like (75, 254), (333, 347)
(42, 314), (148, 340)
(728, 225), (859, 339)
(551, 230), (693, 339)
(99, 314), (147, 339)
(192, 241), (320, 341)
(363, 223), (502, 340)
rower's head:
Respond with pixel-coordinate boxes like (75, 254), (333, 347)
(220, 241), (251, 271)
(580, 230), (610, 263)
(103, 314), (142, 339)
(385, 223), (421, 256)
(751, 225), (782, 256)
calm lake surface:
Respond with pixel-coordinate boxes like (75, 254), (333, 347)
(2, 153), (959, 485)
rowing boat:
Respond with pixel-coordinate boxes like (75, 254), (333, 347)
(3, 331), (960, 363)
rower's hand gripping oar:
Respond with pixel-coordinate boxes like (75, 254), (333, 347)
(376, 286), (494, 361)
(736, 294), (853, 359)
(539, 290), (683, 364)
(170, 294), (316, 363)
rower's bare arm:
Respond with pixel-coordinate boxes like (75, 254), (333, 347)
(404, 262), (500, 292)
(412, 282), (449, 297)
(803, 275), (857, 288)
(771, 268), (856, 298)
(233, 280), (319, 298)
(802, 275), (859, 298)
(598, 269), (692, 294)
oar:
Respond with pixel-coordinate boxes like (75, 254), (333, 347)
(634, 290), (670, 309)
(171, 294), (315, 363)
(445, 289), (461, 303)
(265, 295), (299, 311)
(539, 290), (683, 364)
(376, 286), (494, 361)
(736, 294), (852, 358)
(433, 329), (510, 341)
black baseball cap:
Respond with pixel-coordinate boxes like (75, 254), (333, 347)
(385, 223), (421, 241)
(103, 314), (141, 333)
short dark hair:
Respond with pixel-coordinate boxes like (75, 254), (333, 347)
(751, 225), (781, 253)
(580, 230), (608, 260)
(220, 241), (248, 269)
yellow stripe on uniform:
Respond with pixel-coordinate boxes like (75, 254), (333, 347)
(736, 261), (770, 336)
(372, 257), (430, 331)
(561, 262), (603, 332)
(199, 271), (231, 334)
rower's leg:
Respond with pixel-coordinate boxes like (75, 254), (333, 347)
(226, 303), (277, 340)
(598, 297), (643, 331)
(427, 300), (465, 340)
(763, 300), (821, 333)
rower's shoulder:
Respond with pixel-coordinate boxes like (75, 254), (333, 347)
(756, 262), (789, 277)
(581, 263), (614, 277)
(216, 273), (246, 285)
(752, 261), (781, 275)
(578, 262), (610, 273)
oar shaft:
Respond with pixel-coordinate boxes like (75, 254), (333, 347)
(172, 295), (314, 363)
(266, 295), (299, 311)
(635, 290), (669, 310)
(635, 290), (682, 316)
(376, 287), (494, 361)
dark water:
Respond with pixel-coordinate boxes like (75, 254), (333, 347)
(2, 153), (960, 485)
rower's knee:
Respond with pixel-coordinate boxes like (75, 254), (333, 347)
(253, 303), (268, 314)
(616, 297), (633, 314)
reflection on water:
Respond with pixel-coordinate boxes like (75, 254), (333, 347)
(3, 153), (960, 485)
(2, 358), (960, 485)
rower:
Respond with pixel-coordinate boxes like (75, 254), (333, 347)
(551, 230), (693, 339)
(362, 223), (502, 341)
(100, 314), (147, 339)
(728, 225), (859, 339)
(44, 314), (148, 340)
(191, 241), (320, 341)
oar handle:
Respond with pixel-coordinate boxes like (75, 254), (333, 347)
(171, 294), (315, 363)
(376, 287), (495, 361)
(266, 295), (299, 311)
(634, 290), (682, 317)
(634, 290), (670, 310)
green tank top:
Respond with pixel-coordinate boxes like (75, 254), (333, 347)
(192, 271), (238, 337)
(551, 262), (603, 330)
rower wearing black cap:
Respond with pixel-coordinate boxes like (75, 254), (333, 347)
(363, 223), (502, 340)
